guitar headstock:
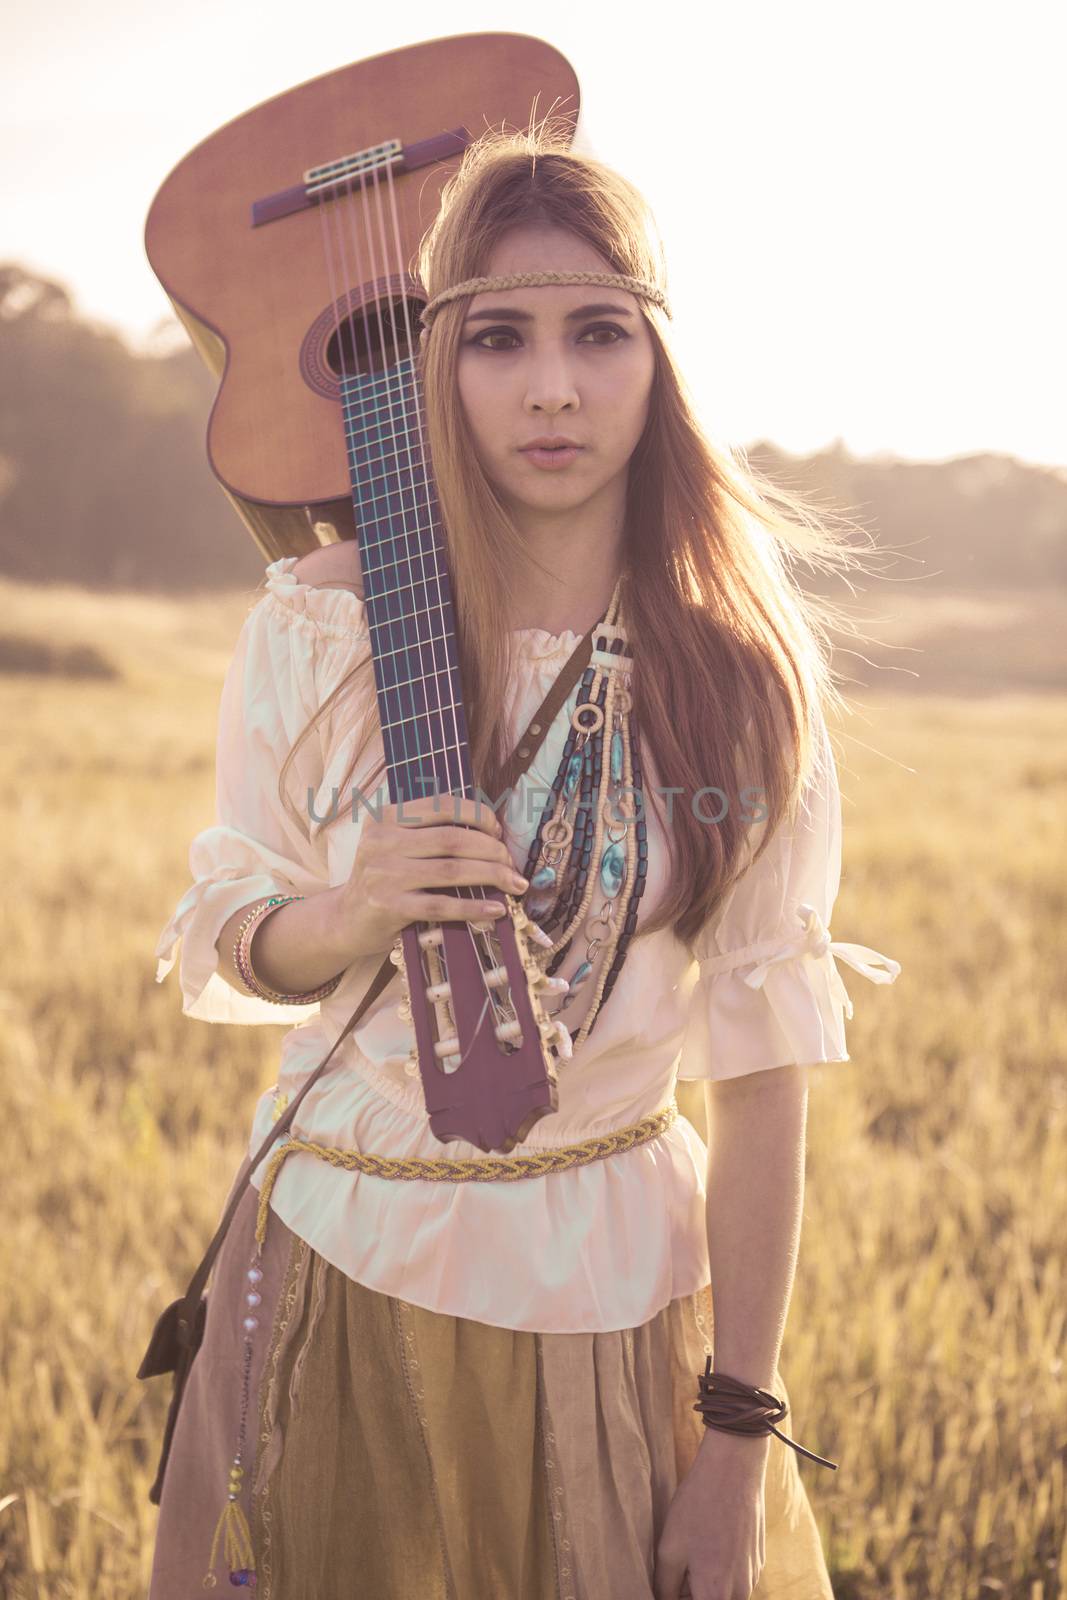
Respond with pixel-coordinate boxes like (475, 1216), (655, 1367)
(391, 897), (572, 1154)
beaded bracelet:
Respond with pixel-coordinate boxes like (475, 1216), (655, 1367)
(233, 894), (344, 1005)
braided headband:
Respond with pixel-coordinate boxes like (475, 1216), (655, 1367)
(419, 270), (671, 330)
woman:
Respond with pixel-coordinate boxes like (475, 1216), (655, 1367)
(148, 122), (901, 1600)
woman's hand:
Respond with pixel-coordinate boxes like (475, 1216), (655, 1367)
(337, 792), (528, 961)
(653, 1431), (770, 1600)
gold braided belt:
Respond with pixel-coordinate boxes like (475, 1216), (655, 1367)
(254, 1097), (680, 1249)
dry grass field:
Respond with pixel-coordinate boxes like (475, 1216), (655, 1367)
(0, 574), (1064, 1597)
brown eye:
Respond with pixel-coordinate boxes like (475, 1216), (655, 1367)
(468, 329), (521, 351)
(468, 323), (629, 351)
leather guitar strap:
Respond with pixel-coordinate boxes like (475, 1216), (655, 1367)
(165, 624), (596, 1349)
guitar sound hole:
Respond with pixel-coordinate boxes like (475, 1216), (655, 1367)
(324, 296), (423, 378)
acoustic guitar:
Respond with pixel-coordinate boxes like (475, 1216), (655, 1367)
(144, 33), (585, 1154)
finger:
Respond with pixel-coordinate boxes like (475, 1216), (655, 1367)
(389, 825), (514, 865)
(394, 794), (502, 835)
(400, 853), (526, 898)
(651, 1554), (687, 1600)
(410, 893), (509, 924)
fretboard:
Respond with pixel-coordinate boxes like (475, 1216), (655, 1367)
(341, 356), (474, 807)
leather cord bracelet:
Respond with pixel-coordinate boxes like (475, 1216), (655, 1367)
(693, 1358), (838, 1470)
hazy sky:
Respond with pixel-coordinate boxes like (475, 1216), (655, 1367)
(5, 0), (1064, 467)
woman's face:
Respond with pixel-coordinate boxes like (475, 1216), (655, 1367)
(451, 223), (656, 522)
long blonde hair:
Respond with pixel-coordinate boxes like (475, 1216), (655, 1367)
(281, 118), (884, 952)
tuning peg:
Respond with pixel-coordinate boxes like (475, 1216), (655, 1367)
(509, 902), (552, 947)
(548, 1019), (573, 1060)
(534, 974), (570, 995)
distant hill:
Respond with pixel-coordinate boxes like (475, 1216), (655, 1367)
(1, 262), (1064, 593)
(746, 439), (1067, 593)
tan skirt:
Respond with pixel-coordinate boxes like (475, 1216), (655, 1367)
(147, 1158), (834, 1599)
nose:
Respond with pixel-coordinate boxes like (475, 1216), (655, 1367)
(523, 344), (580, 415)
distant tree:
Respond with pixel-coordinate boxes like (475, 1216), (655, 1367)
(747, 441), (1067, 592)
(0, 263), (263, 591)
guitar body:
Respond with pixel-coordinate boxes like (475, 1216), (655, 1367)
(145, 34), (584, 1152)
(144, 33), (580, 557)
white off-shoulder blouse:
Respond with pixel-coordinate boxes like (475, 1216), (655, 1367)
(155, 556), (901, 1333)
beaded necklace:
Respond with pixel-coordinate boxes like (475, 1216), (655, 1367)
(518, 580), (647, 1049)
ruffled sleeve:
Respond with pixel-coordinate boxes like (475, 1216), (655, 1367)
(677, 707), (901, 1082)
(154, 563), (347, 1025)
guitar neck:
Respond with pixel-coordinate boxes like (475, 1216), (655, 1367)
(341, 356), (475, 807)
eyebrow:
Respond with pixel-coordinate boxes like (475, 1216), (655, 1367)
(463, 301), (635, 325)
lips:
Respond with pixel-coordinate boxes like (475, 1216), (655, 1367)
(521, 443), (583, 471)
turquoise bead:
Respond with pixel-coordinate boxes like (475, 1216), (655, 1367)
(569, 960), (592, 990)
(610, 728), (623, 784)
(600, 841), (624, 898)
(531, 864), (556, 891)
(563, 750), (583, 800)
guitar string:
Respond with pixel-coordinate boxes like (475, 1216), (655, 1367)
(363, 161), (505, 1059)
(354, 162), (463, 804)
(314, 155), (511, 1063)
(318, 161), (462, 851)
(329, 165), (454, 800)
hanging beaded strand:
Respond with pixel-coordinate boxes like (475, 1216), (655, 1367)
(200, 1244), (266, 1590)
(584, 661), (648, 1028)
(555, 643), (646, 1041)
(519, 586), (647, 1049)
